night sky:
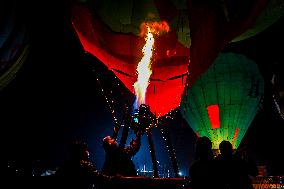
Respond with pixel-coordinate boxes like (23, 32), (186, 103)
(1, 0), (284, 176)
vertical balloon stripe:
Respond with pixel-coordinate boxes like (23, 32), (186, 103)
(207, 104), (220, 129)
(232, 128), (239, 148)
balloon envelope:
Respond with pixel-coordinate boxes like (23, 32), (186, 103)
(232, 0), (284, 42)
(71, 0), (191, 117)
(180, 53), (264, 149)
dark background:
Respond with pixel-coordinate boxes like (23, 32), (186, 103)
(1, 0), (284, 176)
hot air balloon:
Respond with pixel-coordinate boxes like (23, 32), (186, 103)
(232, 0), (284, 42)
(180, 53), (264, 149)
(186, 0), (269, 87)
(71, 0), (191, 117)
(0, 1), (29, 90)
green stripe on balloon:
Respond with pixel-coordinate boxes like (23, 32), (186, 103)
(180, 53), (264, 149)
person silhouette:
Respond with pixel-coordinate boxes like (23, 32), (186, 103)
(219, 140), (234, 159)
(101, 104), (150, 177)
(55, 140), (98, 177)
(101, 131), (142, 177)
(216, 140), (258, 189)
(216, 140), (235, 188)
(55, 140), (113, 188)
(189, 136), (223, 189)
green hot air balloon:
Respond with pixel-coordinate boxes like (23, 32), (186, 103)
(180, 53), (264, 149)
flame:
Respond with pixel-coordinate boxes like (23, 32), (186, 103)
(140, 21), (170, 36)
(134, 27), (154, 109)
(133, 21), (170, 109)
(134, 21), (169, 110)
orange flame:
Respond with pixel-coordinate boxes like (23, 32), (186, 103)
(140, 21), (170, 37)
(134, 27), (154, 108)
(134, 22), (169, 109)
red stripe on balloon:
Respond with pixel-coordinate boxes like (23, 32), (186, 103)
(232, 128), (239, 148)
(207, 104), (220, 129)
(196, 132), (200, 138)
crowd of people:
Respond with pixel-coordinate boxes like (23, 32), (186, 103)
(6, 104), (259, 189)
(189, 136), (258, 189)
(51, 136), (258, 188)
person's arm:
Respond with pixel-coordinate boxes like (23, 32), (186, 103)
(123, 131), (142, 157)
(124, 104), (153, 156)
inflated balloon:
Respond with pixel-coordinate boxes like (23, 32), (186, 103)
(186, 0), (269, 87)
(0, 2), (29, 90)
(71, 0), (191, 117)
(180, 53), (264, 149)
(232, 0), (284, 42)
